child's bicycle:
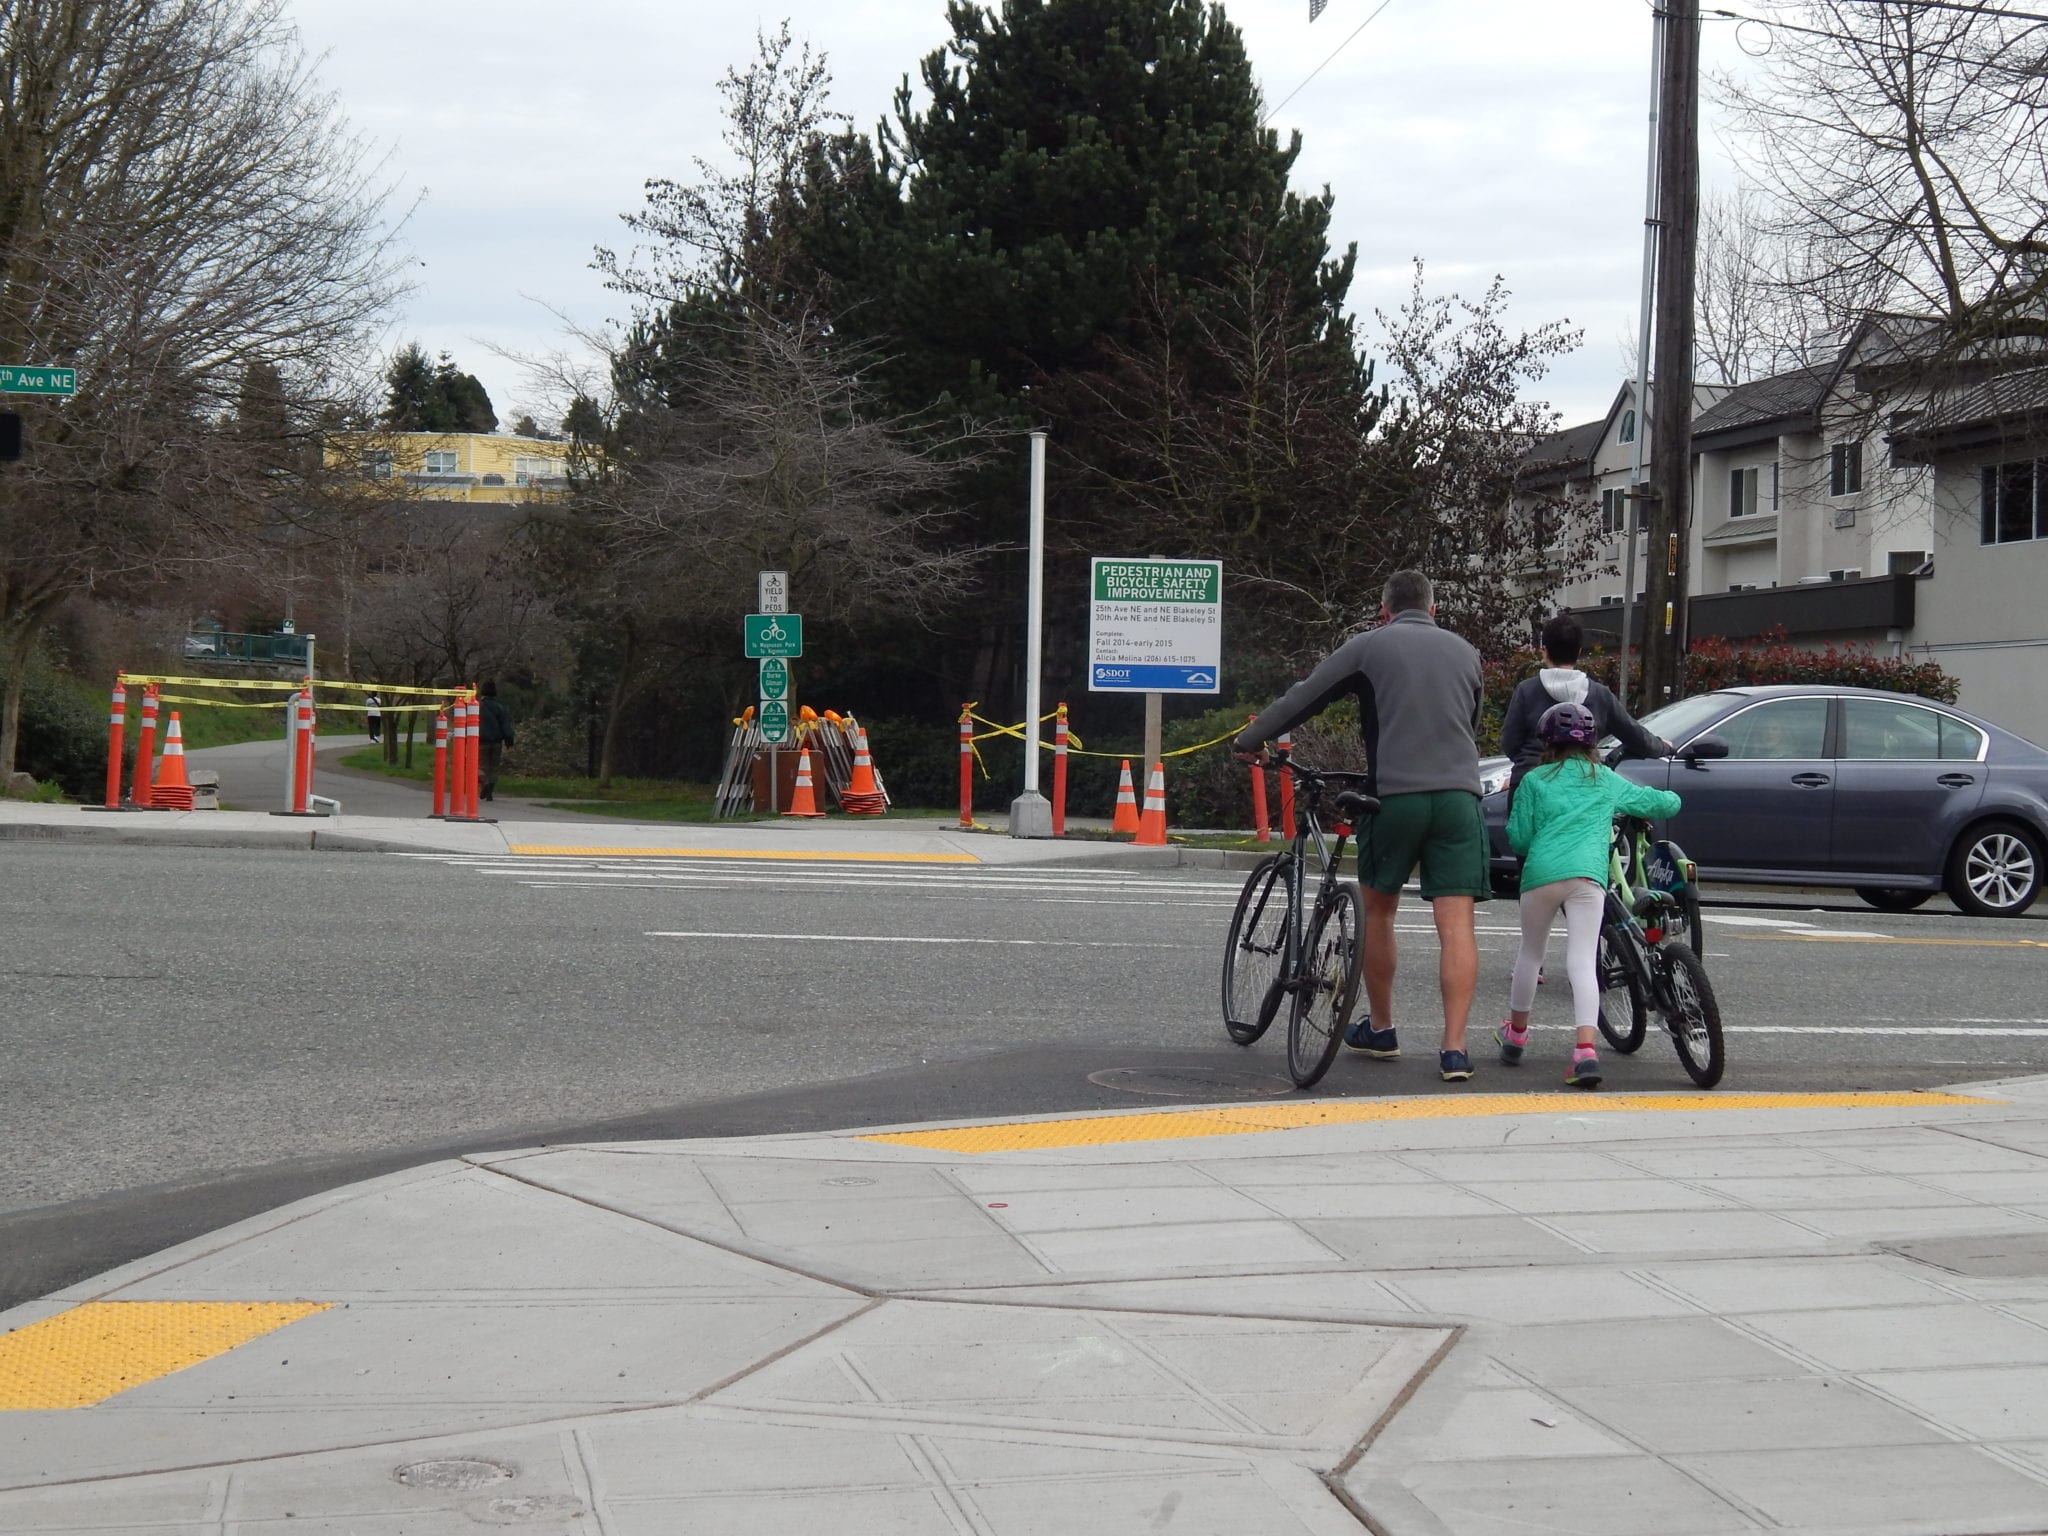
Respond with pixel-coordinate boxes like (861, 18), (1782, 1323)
(1595, 815), (1726, 1087)
(1219, 754), (1379, 1089)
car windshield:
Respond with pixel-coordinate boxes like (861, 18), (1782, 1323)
(1637, 693), (1744, 747)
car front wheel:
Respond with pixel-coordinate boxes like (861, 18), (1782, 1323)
(1855, 887), (1935, 913)
(1945, 821), (2045, 918)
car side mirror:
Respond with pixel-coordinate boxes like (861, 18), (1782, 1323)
(1680, 733), (1730, 763)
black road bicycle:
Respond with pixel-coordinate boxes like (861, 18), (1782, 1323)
(1220, 755), (1379, 1089)
(1595, 815), (1726, 1087)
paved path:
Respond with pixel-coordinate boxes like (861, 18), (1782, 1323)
(8, 1081), (2048, 1532)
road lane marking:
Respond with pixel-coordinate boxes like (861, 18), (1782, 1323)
(0, 1301), (329, 1410)
(1709, 913), (1824, 929)
(1747, 934), (2048, 949)
(506, 845), (984, 864)
(646, 930), (1194, 948)
(1724, 1025), (2048, 1036)
(862, 1092), (2002, 1154)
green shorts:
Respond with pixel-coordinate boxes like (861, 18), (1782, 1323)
(1356, 790), (1490, 901)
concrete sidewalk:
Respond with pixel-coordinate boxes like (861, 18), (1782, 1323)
(8, 1081), (2048, 1533)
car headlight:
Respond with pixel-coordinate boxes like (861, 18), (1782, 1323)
(1479, 765), (1513, 797)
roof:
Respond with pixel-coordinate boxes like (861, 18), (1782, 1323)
(1517, 415), (1607, 483)
(1890, 364), (2048, 460)
(1689, 363), (1833, 442)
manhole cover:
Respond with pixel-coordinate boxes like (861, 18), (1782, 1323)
(1088, 1067), (1293, 1099)
(393, 1458), (515, 1492)
(823, 1176), (876, 1187)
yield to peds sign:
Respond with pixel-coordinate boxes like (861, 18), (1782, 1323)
(1088, 557), (1222, 694)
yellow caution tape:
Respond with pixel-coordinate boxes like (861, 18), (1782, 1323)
(966, 711), (1240, 766)
(120, 674), (466, 700)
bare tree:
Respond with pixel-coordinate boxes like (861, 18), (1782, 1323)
(1694, 187), (1828, 383)
(0, 0), (407, 774)
(1718, 1), (2048, 350)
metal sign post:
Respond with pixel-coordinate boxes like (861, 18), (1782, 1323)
(1010, 431), (1054, 838)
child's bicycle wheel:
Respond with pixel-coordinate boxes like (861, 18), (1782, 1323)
(1658, 942), (1725, 1088)
(1596, 930), (1647, 1054)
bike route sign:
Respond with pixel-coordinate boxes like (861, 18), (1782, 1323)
(758, 699), (792, 745)
(743, 613), (802, 658)
(758, 656), (790, 701)
(1087, 557), (1222, 694)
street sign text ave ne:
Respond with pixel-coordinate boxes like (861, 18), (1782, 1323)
(743, 613), (803, 658)
(1088, 557), (1223, 694)
(0, 366), (76, 397)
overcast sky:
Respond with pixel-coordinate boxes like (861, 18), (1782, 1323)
(289, 0), (1758, 432)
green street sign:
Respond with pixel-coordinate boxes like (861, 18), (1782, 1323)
(758, 657), (790, 701)
(0, 366), (76, 397)
(758, 699), (791, 744)
(744, 612), (803, 658)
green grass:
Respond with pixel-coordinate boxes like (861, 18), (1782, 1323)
(167, 704), (294, 752)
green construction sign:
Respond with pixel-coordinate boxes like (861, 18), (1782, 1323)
(758, 699), (791, 744)
(0, 366), (76, 397)
(744, 612), (803, 658)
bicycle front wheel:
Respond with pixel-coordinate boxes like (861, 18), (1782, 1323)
(1596, 928), (1648, 1054)
(1659, 942), (1725, 1088)
(1222, 854), (1293, 1045)
(1288, 881), (1363, 1088)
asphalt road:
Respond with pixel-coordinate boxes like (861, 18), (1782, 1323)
(197, 734), (618, 821)
(2, 840), (2043, 1304)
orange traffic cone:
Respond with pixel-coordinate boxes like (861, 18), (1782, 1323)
(784, 748), (825, 817)
(1111, 759), (1140, 835)
(152, 712), (195, 810)
(1135, 761), (1167, 846)
(840, 721), (886, 816)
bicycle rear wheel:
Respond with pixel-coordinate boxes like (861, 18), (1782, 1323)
(1659, 942), (1725, 1088)
(1288, 882), (1363, 1088)
(1222, 854), (1293, 1045)
(1596, 928), (1648, 1054)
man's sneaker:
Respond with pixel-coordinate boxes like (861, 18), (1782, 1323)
(1496, 1023), (1527, 1066)
(1566, 1051), (1603, 1089)
(1345, 1021), (1400, 1058)
(1439, 1050), (1474, 1082)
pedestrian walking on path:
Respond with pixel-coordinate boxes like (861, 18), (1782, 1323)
(1499, 701), (1683, 1087)
(478, 681), (514, 803)
(1235, 569), (1490, 1082)
(364, 692), (382, 745)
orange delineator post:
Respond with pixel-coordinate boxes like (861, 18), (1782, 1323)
(103, 681), (127, 808)
(1277, 731), (1297, 841)
(132, 687), (160, 808)
(1249, 721), (1271, 842)
(292, 692), (314, 814)
(1111, 759), (1140, 836)
(784, 748), (825, 817)
(958, 705), (974, 828)
(1051, 703), (1069, 837)
(431, 710), (449, 817)
(458, 696), (480, 819)
(1135, 761), (1168, 847)
(465, 695), (484, 819)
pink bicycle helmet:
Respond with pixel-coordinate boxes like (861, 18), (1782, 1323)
(1538, 701), (1599, 747)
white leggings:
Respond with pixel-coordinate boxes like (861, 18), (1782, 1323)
(1510, 878), (1605, 1034)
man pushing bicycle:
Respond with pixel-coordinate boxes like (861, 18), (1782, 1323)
(1234, 570), (1490, 1082)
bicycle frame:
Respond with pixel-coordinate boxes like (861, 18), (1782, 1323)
(1276, 780), (1358, 997)
(1603, 827), (1683, 1012)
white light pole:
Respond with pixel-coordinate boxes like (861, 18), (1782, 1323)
(1619, 3), (1664, 711)
(1010, 429), (1054, 837)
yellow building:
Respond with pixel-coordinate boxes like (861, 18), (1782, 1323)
(328, 431), (574, 504)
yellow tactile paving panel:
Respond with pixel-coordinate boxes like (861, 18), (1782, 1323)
(506, 845), (982, 864)
(863, 1092), (2000, 1154)
(0, 1301), (328, 1410)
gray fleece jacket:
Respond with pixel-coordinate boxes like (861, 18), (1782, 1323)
(1235, 610), (1484, 797)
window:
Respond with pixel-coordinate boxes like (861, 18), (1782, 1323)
(514, 455), (563, 487)
(1718, 697), (1829, 760)
(362, 451), (391, 482)
(1829, 440), (1863, 496)
(1728, 465), (1762, 518)
(1980, 459), (2048, 544)
(1770, 461), (1780, 509)
(1842, 699), (1943, 760)
(1598, 594), (1623, 607)
(1887, 550), (1927, 575)
(1827, 568), (1861, 582)
(1941, 714), (1988, 761)
(1618, 409), (1636, 444)
(1599, 487), (1629, 535)
(422, 450), (459, 475)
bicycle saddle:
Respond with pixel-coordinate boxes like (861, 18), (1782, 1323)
(1333, 790), (1380, 820)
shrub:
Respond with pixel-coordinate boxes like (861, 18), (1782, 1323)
(0, 661), (108, 800)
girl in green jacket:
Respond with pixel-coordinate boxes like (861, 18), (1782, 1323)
(1500, 703), (1683, 1087)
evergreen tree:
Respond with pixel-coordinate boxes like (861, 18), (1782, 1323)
(381, 343), (496, 432)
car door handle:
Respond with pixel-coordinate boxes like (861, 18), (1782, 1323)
(1790, 773), (1831, 788)
(1937, 773), (1976, 788)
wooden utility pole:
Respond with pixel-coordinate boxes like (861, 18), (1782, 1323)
(1639, 0), (1701, 712)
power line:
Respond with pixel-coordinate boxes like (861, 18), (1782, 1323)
(1827, 0), (2048, 22)
(1262, 0), (1398, 125)
(1707, 6), (2048, 76)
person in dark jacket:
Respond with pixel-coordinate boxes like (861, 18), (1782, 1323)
(477, 680), (515, 802)
(1235, 570), (1489, 1082)
(1499, 614), (1672, 788)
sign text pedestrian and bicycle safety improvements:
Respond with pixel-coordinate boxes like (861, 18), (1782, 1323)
(1087, 557), (1223, 694)
(758, 656), (790, 702)
(743, 613), (803, 658)
(757, 699), (792, 744)
(0, 366), (76, 397)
